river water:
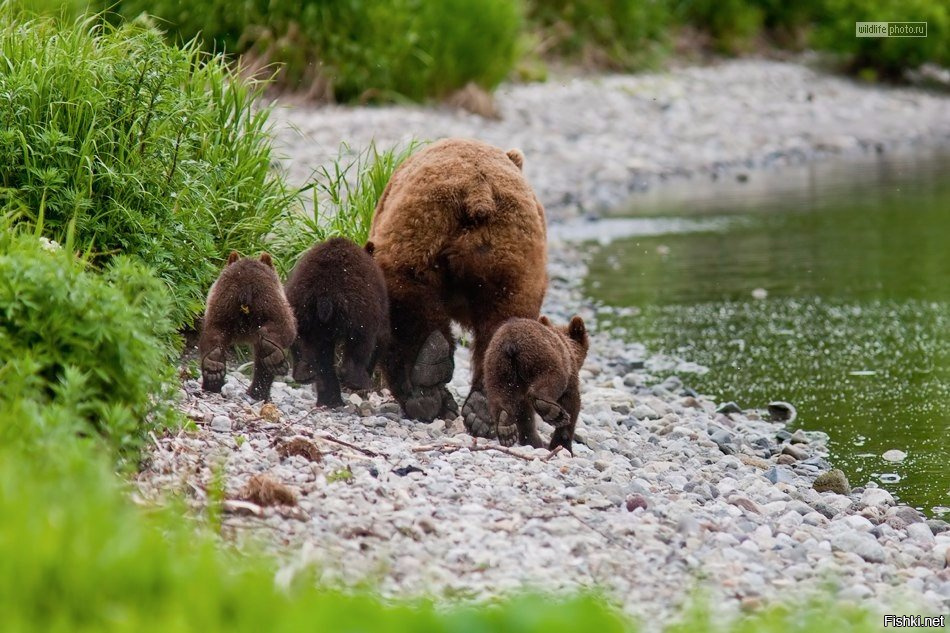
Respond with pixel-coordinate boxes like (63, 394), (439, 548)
(583, 149), (950, 515)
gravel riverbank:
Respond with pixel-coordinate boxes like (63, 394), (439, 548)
(139, 59), (950, 625)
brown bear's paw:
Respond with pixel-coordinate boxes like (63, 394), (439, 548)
(533, 397), (570, 428)
(246, 379), (272, 403)
(258, 337), (289, 375)
(404, 384), (458, 422)
(340, 365), (373, 391)
(462, 389), (495, 438)
(548, 428), (574, 454)
(410, 330), (454, 388)
(201, 348), (226, 393)
(496, 410), (517, 447)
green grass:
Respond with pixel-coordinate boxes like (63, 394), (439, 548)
(270, 141), (420, 273)
(0, 6), (294, 328)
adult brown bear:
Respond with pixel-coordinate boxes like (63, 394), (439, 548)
(369, 138), (547, 432)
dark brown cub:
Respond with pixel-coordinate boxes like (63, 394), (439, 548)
(284, 238), (389, 407)
(198, 251), (297, 401)
(483, 315), (589, 452)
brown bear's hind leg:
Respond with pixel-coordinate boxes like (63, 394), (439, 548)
(314, 338), (344, 408)
(199, 329), (229, 393)
(340, 330), (376, 391)
(404, 330), (458, 421)
(548, 382), (581, 454)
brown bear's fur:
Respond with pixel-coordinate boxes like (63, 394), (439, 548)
(199, 251), (297, 402)
(369, 138), (547, 424)
(284, 238), (389, 407)
(484, 315), (589, 452)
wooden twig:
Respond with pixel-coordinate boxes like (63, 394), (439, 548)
(411, 441), (536, 462)
(543, 446), (565, 462)
(314, 433), (379, 458)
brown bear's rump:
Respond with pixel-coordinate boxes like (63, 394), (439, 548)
(370, 138), (547, 331)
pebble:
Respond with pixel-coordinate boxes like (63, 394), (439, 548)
(907, 522), (936, 546)
(210, 415), (231, 433)
(813, 469), (850, 495)
(137, 62), (950, 627)
(881, 449), (907, 463)
(860, 487), (895, 508)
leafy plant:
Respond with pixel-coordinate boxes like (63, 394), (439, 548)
(108, 0), (523, 102)
(0, 227), (178, 457)
(812, 0), (950, 77)
(527, 0), (672, 69)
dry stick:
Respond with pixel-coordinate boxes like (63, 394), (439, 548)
(411, 441), (536, 462)
(314, 433), (380, 458)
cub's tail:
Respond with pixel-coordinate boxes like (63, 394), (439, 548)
(317, 297), (333, 322)
(460, 180), (494, 222)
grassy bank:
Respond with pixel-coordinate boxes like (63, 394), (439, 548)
(13, 0), (948, 102)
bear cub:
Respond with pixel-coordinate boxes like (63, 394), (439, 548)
(484, 315), (589, 453)
(199, 251), (297, 402)
(285, 237), (389, 407)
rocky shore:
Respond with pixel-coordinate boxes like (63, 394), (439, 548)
(138, 59), (950, 626)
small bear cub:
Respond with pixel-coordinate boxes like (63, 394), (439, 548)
(199, 251), (297, 402)
(284, 237), (389, 407)
(484, 315), (589, 453)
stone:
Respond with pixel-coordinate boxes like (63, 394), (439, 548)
(211, 415), (232, 433)
(887, 505), (924, 524)
(716, 402), (742, 415)
(626, 494), (649, 512)
(831, 532), (886, 563)
(765, 466), (796, 485)
(781, 444), (808, 461)
(813, 469), (850, 495)
(906, 522), (936, 546)
(926, 519), (950, 535)
(881, 449), (907, 463)
(860, 487), (895, 508)
(767, 401), (797, 423)
(710, 429), (737, 456)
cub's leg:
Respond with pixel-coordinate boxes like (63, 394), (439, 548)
(198, 327), (230, 393)
(313, 337), (344, 408)
(549, 379), (581, 454)
(340, 328), (376, 391)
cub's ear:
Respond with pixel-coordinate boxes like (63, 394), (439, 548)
(259, 252), (274, 268)
(538, 315), (552, 327)
(227, 251), (240, 265)
(568, 315), (587, 342)
(506, 148), (524, 171)
(364, 241), (376, 256)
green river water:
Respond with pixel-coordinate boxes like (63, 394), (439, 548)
(584, 149), (949, 515)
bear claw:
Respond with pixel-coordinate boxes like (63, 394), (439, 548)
(410, 330), (454, 387)
(462, 389), (494, 438)
(533, 397), (570, 428)
(496, 410), (517, 447)
(201, 349), (226, 393)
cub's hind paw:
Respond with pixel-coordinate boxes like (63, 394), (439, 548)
(258, 337), (289, 375)
(201, 349), (226, 393)
(410, 330), (454, 388)
(496, 410), (517, 447)
(533, 397), (570, 428)
(462, 389), (494, 439)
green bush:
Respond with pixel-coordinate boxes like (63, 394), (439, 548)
(0, 228), (178, 457)
(111, 0), (523, 102)
(0, 7), (293, 328)
(812, 0), (950, 77)
(526, 0), (672, 69)
(673, 0), (764, 53)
